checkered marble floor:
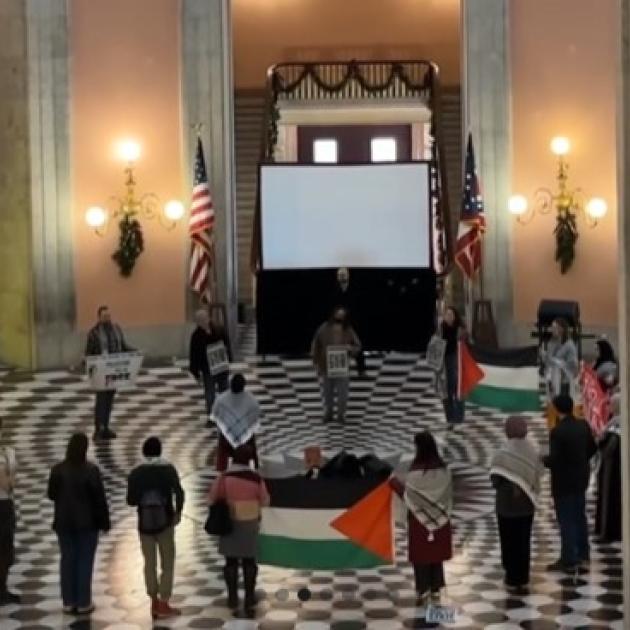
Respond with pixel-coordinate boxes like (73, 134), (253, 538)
(0, 332), (624, 629)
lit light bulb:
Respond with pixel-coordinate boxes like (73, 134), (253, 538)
(586, 197), (607, 220)
(164, 199), (185, 222)
(117, 139), (141, 163)
(508, 195), (528, 216)
(550, 136), (570, 156)
(85, 206), (107, 228)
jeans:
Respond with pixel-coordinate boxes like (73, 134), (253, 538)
(554, 492), (589, 566)
(202, 372), (229, 416)
(94, 390), (115, 431)
(443, 353), (464, 424)
(57, 530), (98, 608)
(321, 377), (349, 418)
(140, 526), (175, 600)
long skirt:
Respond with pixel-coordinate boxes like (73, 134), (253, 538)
(498, 513), (533, 587)
(218, 519), (259, 558)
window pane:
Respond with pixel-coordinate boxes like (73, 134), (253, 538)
(371, 137), (397, 162)
(313, 139), (338, 163)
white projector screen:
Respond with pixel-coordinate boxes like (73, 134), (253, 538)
(261, 163), (431, 269)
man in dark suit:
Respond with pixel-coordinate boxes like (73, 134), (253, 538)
(330, 268), (367, 377)
(85, 305), (134, 440)
(543, 394), (597, 572)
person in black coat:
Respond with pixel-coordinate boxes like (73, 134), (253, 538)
(189, 308), (230, 424)
(543, 394), (597, 572)
(47, 433), (110, 615)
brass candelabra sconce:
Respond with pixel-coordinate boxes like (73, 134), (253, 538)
(85, 140), (184, 277)
(508, 136), (607, 274)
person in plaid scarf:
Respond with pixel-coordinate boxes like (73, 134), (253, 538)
(211, 374), (260, 472)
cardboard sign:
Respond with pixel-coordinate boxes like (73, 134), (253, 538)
(426, 335), (447, 371)
(327, 346), (349, 378)
(85, 352), (143, 391)
(207, 342), (229, 376)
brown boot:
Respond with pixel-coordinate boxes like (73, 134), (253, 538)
(154, 599), (181, 619)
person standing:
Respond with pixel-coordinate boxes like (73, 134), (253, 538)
(189, 308), (231, 425)
(390, 432), (453, 604)
(85, 305), (134, 440)
(593, 337), (618, 391)
(543, 394), (597, 572)
(311, 306), (361, 423)
(541, 318), (579, 430)
(330, 268), (367, 377)
(490, 417), (543, 593)
(47, 433), (110, 615)
(212, 374), (260, 473)
(127, 437), (185, 620)
(208, 444), (269, 618)
(438, 306), (466, 429)
(0, 418), (20, 606)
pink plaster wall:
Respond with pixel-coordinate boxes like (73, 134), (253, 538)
(232, 0), (461, 88)
(70, 0), (186, 330)
(510, 0), (618, 326)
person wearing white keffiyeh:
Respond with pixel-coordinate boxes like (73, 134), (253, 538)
(212, 374), (260, 472)
(490, 416), (543, 593)
(390, 431), (453, 604)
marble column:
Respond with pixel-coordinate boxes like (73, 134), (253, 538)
(617, 0), (630, 620)
(182, 0), (238, 344)
(25, 0), (77, 368)
(462, 0), (513, 344)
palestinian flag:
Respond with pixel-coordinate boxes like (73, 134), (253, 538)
(258, 477), (394, 570)
(464, 344), (541, 412)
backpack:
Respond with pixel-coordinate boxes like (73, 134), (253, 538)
(138, 489), (169, 534)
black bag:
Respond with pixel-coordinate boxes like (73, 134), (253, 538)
(205, 499), (232, 536)
(138, 489), (169, 535)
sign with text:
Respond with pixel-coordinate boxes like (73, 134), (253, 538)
(426, 335), (447, 371)
(326, 346), (349, 378)
(425, 604), (457, 624)
(207, 342), (229, 376)
(85, 352), (143, 391)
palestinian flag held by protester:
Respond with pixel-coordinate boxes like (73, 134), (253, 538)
(258, 477), (394, 570)
(460, 343), (541, 412)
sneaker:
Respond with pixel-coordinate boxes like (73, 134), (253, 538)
(75, 604), (95, 615)
(0, 591), (21, 606)
(430, 590), (441, 602)
(92, 429), (102, 441)
(154, 600), (181, 619)
(415, 590), (429, 606)
(62, 605), (75, 614)
(102, 428), (117, 439)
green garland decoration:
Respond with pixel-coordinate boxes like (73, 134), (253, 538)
(112, 214), (144, 277)
(554, 209), (578, 274)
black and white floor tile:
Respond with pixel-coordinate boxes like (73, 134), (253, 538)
(0, 330), (623, 629)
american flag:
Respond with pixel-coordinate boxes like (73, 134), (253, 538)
(189, 137), (215, 302)
(455, 133), (485, 279)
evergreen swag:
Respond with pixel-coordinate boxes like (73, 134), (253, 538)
(112, 214), (144, 277)
(554, 209), (578, 274)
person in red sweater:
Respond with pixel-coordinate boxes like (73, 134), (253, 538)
(390, 431), (453, 604)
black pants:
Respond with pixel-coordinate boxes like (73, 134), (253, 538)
(413, 562), (445, 595)
(0, 500), (16, 595)
(94, 390), (116, 431)
(498, 514), (533, 586)
(355, 349), (366, 374)
(224, 557), (257, 604)
(202, 372), (229, 416)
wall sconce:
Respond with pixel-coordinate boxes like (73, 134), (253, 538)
(84, 139), (185, 277)
(508, 136), (607, 274)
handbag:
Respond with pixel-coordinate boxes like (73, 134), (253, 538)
(205, 476), (233, 536)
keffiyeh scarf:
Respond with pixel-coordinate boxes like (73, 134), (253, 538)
(212, 390), (260, 449)
(490, 438), (542, 507)
(403, 467), (453, 540)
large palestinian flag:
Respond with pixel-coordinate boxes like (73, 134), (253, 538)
(462, 343), (541, 412)
(258, 477), (394, 570)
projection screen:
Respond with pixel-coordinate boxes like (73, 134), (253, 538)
(260, 163), (431, 269)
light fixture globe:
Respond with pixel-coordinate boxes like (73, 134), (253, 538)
(85, 206), (107, 228)
(508, 194), (528, 216)
(550, 136), (571, 156)
(164, 199), (185, 222)
(586, 197), (607, 220)
(117, 139), (141, 163)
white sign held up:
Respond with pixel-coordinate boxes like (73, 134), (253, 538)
(85, 352), (143, 391)
(326, 346), (349, 378)
(207, 342), (229, 376)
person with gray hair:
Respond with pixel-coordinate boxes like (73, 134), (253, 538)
(0, 418), (20, 605)
(189, 308), (230, 425)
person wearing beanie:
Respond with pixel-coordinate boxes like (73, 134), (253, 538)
(490, 416), (544, 593)
(543, 395), (597, 572)
(127, 437), (185, 620)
